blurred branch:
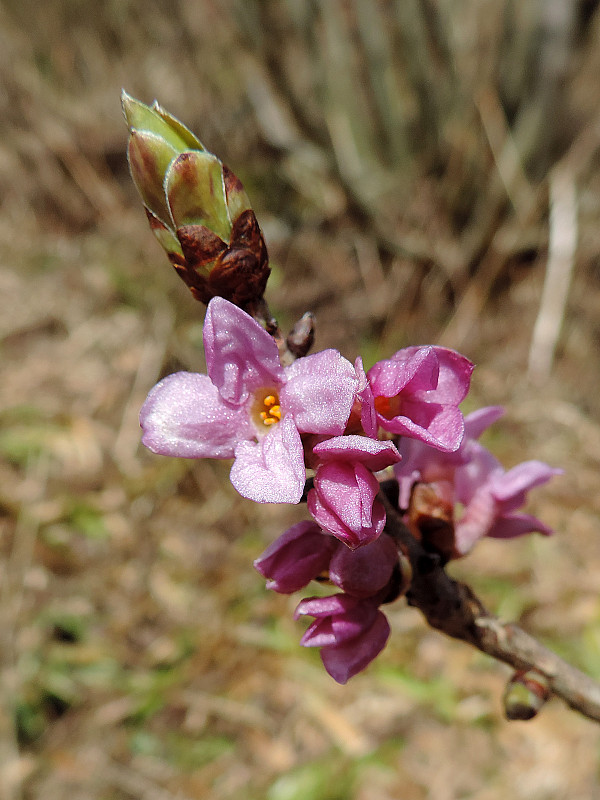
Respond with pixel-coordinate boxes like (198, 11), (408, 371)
(380, 492), (600, 724)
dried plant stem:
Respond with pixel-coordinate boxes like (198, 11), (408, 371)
(527, 167), (577, 382)
(380, 493), (600, 724)
(0, 459), (46, 800)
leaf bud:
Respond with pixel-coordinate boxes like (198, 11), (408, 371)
(122, 91), (270, 307)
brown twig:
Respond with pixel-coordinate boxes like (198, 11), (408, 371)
(380, 492), (600, 724)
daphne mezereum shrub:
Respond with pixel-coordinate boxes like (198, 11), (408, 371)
(122, 92), (576, 714)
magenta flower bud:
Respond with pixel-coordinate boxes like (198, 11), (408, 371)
(328, 533), (399, 598)
(253, 521), (338, 593)
(295, 594), (390, 684)
(306, 435), (400, 549)
(307, 461), (386, 549)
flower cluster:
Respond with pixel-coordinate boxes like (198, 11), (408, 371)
(254, 522), (403, 683)
(140, 297), (561, 683)
(125, 94), (561, 684)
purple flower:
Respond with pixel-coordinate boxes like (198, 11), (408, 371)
(140, 297), (358, 503)
(395, 406), (505, 508)
(365, 346), (474, 452)
(307, 436), (401, 549)
(253, 521), (338, 593)
(394, 406), (561, 556)
(454, 443), (562, 554)
(294, 594), (390, 684)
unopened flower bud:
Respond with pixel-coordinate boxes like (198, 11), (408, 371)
(122, 91), (270, 308)
(286, 313), (315, 359)
(503, 669), (551, 720)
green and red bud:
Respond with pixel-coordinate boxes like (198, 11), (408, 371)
(122, 91), (270, 307)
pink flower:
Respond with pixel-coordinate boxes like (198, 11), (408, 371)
(394, 406), (562, 555)
(295, 594), (390, 684)
(395, 406), (505, 507)
(307, 436), (401, 549)
(365, 346), (474, 452)
(140, 297), (357, 503)
(454, 443), (562, 554)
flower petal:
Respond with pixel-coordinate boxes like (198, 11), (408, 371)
(355, 357), (378, 438)
(491, 461), (562, 505)
(307, 488), (359, 548)
(282, 349), (358, 435)
(308, 463), (386, 549)
(140, 372), (252, 458)
(320, 610), (390, 684)
(487, 513), (555, 540)
(300, 612), (373, 648)
(454, 442), (502, 504)
(314, 462), (376, 527)
(204, 297), (284, 405)
(464, 406), (504, 439)
(382, 401), (465, 452)
(454, 486), (497, 554)
(230, 415), (305, 503)
(368, 347), (438, 398)
(294, 594), (359, 620)
(253, 521), (337, 593)
(313, 435), (401, 472)
(297, 595), (377, 647)
(416, 347), (474, 404)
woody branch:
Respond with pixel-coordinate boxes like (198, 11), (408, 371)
(380, 492), (600, 724)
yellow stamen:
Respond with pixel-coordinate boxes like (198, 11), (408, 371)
(254, 389), (282, 428)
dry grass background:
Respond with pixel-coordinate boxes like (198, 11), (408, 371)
(2, 1), (600, 798)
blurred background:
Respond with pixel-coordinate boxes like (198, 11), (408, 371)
(2, 1), (600, 797)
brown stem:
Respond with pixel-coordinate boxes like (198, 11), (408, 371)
(380, 492), (600, 724)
